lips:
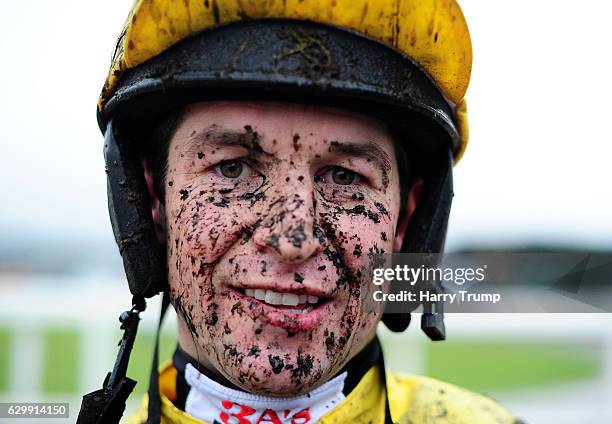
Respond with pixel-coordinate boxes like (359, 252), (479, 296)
(229, 286), (334, 331)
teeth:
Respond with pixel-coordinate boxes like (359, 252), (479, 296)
(254, 289), (266, 300)
(243, 289), (319, 307)
(282, 293), (299, 306)
(265, 290), (284, 305)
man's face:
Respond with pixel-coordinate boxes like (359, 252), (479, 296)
(155, 101), (406, 395)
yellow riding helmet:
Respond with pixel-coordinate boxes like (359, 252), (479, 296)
(98, 0), (471, 160)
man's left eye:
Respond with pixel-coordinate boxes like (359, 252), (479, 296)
(214, 160), (253, 179)
(318, 166), (361, 185)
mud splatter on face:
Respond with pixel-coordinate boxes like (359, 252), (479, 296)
(291, 352), (314, 384)
(161, 102), (401, 396)
(293, 133), (301, 152)
(269, 355), (285, 374)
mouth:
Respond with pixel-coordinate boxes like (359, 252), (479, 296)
(240, 288), (323, 314)
(229, 286), (334, 331)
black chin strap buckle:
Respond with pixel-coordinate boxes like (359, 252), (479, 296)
(106, 296), (146, 389)
(76, 296), (146, 424)
(421, 300), (446, 341)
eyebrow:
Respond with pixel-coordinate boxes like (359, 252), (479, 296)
(182, 125), (259, 153)
(328, 140), (392, 173)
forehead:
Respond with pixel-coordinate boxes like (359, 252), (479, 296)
(171, 101), (395, 152)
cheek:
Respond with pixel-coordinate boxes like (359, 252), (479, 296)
(317, 202), (395, 336)
(165, 183), (266, 364)
(319, 200), (396, 265)
(168, 186), (252, 265)
(165, 182), (260, 325)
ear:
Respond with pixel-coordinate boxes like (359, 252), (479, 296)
(142, 160), (166, 244)
(393, 179), (423, 252)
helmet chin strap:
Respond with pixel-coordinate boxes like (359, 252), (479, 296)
(382, 150), (453, 340)
(76, 295), (146, 424)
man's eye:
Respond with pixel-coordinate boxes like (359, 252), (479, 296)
(214, 160), (252, 179)
(331, 167), (359, 185)
(315, 166), (362, 186)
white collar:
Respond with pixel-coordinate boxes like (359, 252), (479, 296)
(184, 363), (347, 423)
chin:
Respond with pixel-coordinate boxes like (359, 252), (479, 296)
(200, 319), (337, 396)
(219, 346), (333, 397)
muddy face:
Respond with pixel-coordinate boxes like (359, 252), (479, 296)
(154, 101), (406, 396)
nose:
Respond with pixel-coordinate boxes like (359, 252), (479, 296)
(253, 190), (325, 264)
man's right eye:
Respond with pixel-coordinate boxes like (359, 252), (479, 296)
(214, 160), (253, 179)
